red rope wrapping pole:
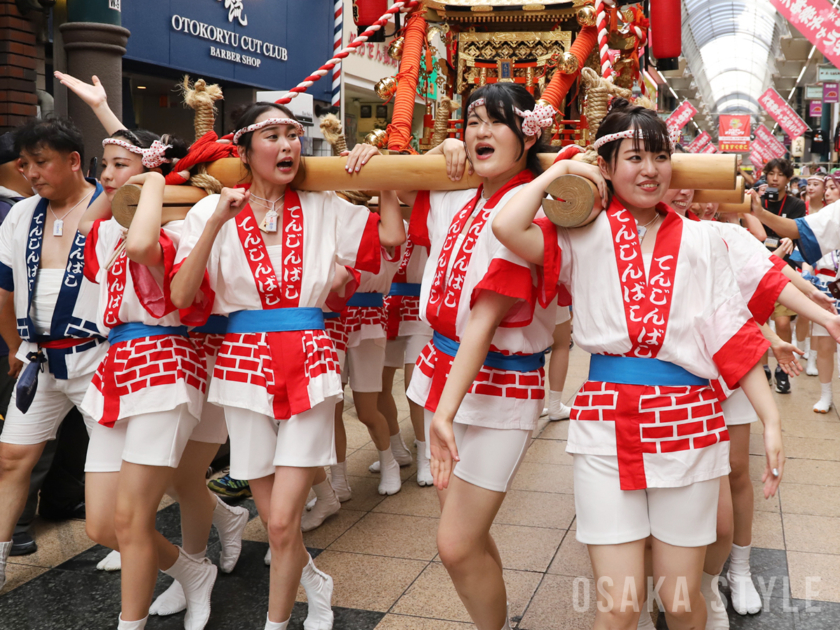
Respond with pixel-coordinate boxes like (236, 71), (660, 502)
(274, 0), (421, 106)
(540, 26), (597, 111)
(387, 11), (426, 152)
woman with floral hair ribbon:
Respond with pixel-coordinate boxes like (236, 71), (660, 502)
(169, 101), (404, 630)
(492, 98), (788, 630)
(395, 83), (595, 630)
(57, 70), (253, 618)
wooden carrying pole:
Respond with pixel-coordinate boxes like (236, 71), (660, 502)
(718, 196), (753, 214)
(692, 176), (744, 204)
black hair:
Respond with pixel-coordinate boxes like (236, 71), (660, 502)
(595, 98), (671, 169)
(233, 102), (305, 181)
(107, 128), (189, 176)
(463, 84), (550, 176)
(14, 117), (86, 164)
(763, 158), (794, 179)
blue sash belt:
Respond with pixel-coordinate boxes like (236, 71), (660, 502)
(109, 323), (188, 345)
(323, 312), (341, 320)
(347, 292), (384, 307)
(388, 283), (422, 297)
(432, 331), (545, 373)
(192, 315), (228, 335)
(227, 308), (325, 333)
(588, 354), (708, 387)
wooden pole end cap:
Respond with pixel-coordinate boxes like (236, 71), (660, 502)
(112, 184), (142, 229)
(541, 174), (596, 227)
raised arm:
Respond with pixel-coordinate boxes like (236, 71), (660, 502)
(777, 282), (840, 343)
(78, 192), (113, 237)
(749, 189), (801, 239)
(377, 190), (406, 248)
(170, 188), (250, 309)
(54, 72), (125, 136)
(428, 290), (517, 489)
(125, 173), (166, 267)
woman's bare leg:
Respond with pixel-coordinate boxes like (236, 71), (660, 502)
(651, 539), (707, 630)
(587, 540), (647, 630)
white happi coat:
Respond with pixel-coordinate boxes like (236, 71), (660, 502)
(405, 171), (555, 432)
(342, 246), (402, 348)
(795, 199), (840, 265)
(0, 185), (108, 379)
(536, 199), (769, 489)
(174, 188), (381, 420)
(82, 218), (206, 426)
(384, 228), (433, 339)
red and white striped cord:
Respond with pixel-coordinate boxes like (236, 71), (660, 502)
(595, 0), (614, 79)
(276, 0), (421, 105)
(332, 0), (342, 107)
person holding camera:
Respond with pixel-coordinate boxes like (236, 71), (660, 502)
(756, 159), (807, 394)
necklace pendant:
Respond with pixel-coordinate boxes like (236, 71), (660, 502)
(260, 213), (278, 234)
(53, 219), (64, 237)
(637, 226), (646, 240)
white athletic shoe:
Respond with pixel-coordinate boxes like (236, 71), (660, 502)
(96, 549), (122, 571)
(213, 497), (250, 573)
(701, 571), (730, 629)
(300, 555), (334, 630)
(163, 548), (218, 630)
(378, 449), (402, 495)
(727, 544), (763, 615)
(301, 482), (341, 532)
(415, 440), (433, 487)
(150, 581), (187, 616)
(0, 540), (10, 591)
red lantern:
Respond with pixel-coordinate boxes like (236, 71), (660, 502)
(352, 0), (388, 26)
(650, 0), (681, 70)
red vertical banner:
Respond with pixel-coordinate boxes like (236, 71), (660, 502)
(770, 0), (840, 77)
(665, 100), (698, 135)
(758, 87), (810, 140)
(753, 124), (787, 158)
(701, 142), (718, 154)
(686, 130), (711, 153)
(718, 115), (752, 152)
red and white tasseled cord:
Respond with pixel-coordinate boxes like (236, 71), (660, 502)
(595, 0), (615, 79)
(276, 0), (421, 105)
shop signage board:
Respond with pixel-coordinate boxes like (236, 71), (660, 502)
(805, 85), (824, 100)
(718, 114), (751, 152)
(758, 87), (810, 140)
(825, 82), (840, 103)
(810, 101), (824, 117)
(819, 65), (840, 82)
(120, 0), (332, 96)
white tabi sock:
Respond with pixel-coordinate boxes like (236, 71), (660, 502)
(807, 351), (819, 376)
(0, 540), (10, 591)
(329, 462), (352, 502)
(415, 439), (433, 487)
(377, 447), (402, 495)
(701, 571), (730, 629)
(264, 547), (272, 566)
(636, 591), (656, 630)
(162, 546), (218, 630)
(264, 614), (291, 630)
(368, 434), (414, 472)
(727, 544), (763, 615)
(117, 615), (148, 630)
(815, 382), (833, 413)
(213, 495), (250, 573)
(96, 549), (122, 571)
(548, 390), (571, 420)
(150, 548), (204, 616)
(301, 480), (341, 532)
(300, 555), (334, 630)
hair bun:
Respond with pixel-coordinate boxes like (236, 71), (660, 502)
(608, 97), (632, 113)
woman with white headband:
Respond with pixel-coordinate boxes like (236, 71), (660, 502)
(392, 83), (599, 630)
(169, 101), (405, 630)
(57, 72), (253, 628)
(493, 97), (788, 630)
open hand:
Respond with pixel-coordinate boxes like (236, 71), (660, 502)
(441, 138), (471, 181)
(341, 144), (380, 173)
(54, 72), (107, 109)
(429, 413), (459, 490)
(772, 237), (794, 258)
(771, 338), (804, 376)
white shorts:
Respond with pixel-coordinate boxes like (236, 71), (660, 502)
(188, 355), (228, 444)
(342, 339), (385, 392)
(423, 409), (532, 493)
(384, 333), (434, 369)
(722, 388), (757, 426)
(84, 404), (199, 472)
(225, 395), (339, 480)
(556, 305), (571, 326)
(812, 321), (834, 337)
(1, 370), (97, 445)
(573, 454), (720, 547)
